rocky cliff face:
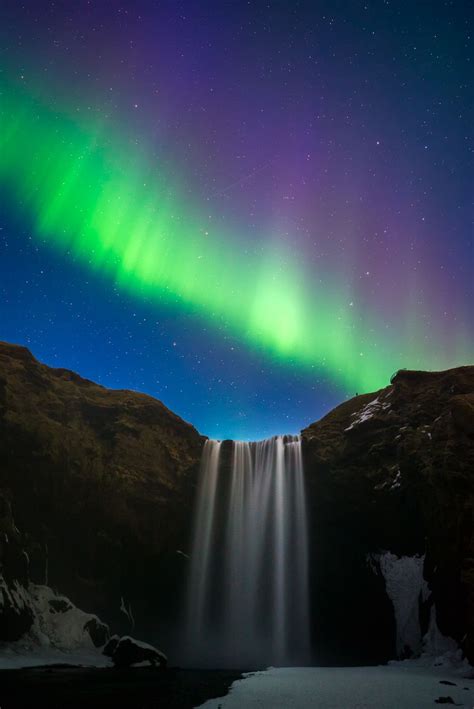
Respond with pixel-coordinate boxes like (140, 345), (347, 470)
(302, 366), (474, 664)
(0, 341), (204, 647)
(1, 341), (472, 666)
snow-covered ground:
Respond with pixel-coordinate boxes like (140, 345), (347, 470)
(197, 660), (474, 709)
(0, 644), (111, 669)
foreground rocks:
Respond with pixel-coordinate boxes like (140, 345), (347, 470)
(302, 366), (474, 664)
(110, 636), (167, 668)
(103, 634), (167, 668)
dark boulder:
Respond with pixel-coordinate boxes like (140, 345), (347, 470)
(0, 490), (34, 641)
(0, 579), (34, 641)
(434, 698), (457, 705)
(84, 617), (110, 647)
(111, 636), (167, 668)
(103, 634), (120, 657)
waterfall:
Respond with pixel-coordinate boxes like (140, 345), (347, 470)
(183, 435), (310, 668)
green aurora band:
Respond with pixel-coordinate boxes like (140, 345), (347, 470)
(0, 82), (471, 392)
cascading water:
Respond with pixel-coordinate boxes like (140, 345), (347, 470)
(183, 435), (310, 668)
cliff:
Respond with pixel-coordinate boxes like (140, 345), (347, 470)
(0, 341), (204, 645)
(0, 341), (473, 666)
(302, 366), (474, 663)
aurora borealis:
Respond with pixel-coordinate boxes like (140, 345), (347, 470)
(1, 1), (472, 439)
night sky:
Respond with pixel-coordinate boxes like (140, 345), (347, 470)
(1, 1), (472, 440)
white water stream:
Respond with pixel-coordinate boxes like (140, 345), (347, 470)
(184, 435), (310, 667)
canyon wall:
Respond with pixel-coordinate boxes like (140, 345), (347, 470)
(302, 366), (474, 663)
(0, 341), (204, 647)
(1, 341), (473, 663)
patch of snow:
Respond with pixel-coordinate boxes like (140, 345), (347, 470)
(423, 606), (460, 660)
(27, 584), (104, 651)
(370, 552), (425, 657)
(120, 636), (159, 653)
(119, 635), (167, 663)
(196, 664), (474, 708)
(391, 637), (472, 678)
(374, 467), (402, 492)
(389, 469), (401, 490)
(0, 575), (30, 613)
(345, 395), (391, 431)
(0, 575), (108, 662)
(0, 643), (111, 669)
(374, 555), (459, 665)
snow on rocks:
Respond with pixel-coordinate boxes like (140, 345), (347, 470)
(0, 574), (34, 641)
(0, 636), (113, 669)
(389, 469), (401, 490)
(369, 551), (465, 668)
(110, 636), (167, 668)
(103, 634), (167, 668)
(422, 606), (462, 665)
(26, 584), (109, 651)
(0, 575), (31, 617)
(0, 574), (167, 671)
(0, 574), (110, 668)
(369, 553), (427, 657)
(345, 393), (392, 431)
(374, 466), (402, 491)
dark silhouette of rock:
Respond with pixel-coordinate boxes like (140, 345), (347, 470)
(0, 341), (204, 644)
(0, 580), (34, 641)
(0, 491), (35, 640)
(49, 598), (73, 613)
(302, 365), (474, 664)
(103, 634), (120, 657)
(84, 617), (110, 647)
(111, 636), (167, 668)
